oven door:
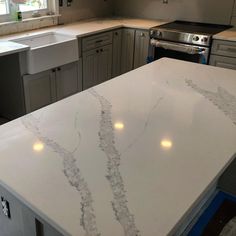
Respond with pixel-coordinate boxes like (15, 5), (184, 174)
(148, 39), (210, 64)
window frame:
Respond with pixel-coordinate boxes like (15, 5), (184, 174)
(0, 0), (56, 23)
(0, 0), (10, 21)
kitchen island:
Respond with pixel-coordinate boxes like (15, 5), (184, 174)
(0, 58), (236, 236)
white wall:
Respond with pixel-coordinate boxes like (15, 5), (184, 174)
(59, 0), (113, 24)
(114, 0), (235, 25)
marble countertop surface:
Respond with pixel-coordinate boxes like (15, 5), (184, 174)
(0, 58), (236, 235)
(0, 41), (29, 56)
(213, 27), (236, 42)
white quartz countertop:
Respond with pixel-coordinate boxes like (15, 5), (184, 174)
(0, 41), (29, 56)
(213, 27), (236, 41)
(55, 18), (166, 37)
(0, 58), (236, 236)
(1, 17), (166, 41)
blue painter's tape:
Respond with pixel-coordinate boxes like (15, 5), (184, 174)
(188, 191), (236, 236)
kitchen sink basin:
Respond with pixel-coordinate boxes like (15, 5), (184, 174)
(11, 32), (79, 74)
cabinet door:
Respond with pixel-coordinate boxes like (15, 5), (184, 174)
(83, 45), (112, 90)
(83, 48), (100, 90)
(98, 44), (112, 84)
(211, 40), (236, 58)
(56, 62), (79, 100)
(23, 70), (57, 113)
(112, 29), (122, 78)
(121, 29), (135, 74)
(134, 30), (149, 69)
(209, 55), (236, 70)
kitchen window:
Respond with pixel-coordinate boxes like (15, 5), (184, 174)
(18, 0), (48, 12)
(0, 0), (55, 23)
(0, 0), (9, 15)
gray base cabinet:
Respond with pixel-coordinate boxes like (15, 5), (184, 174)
(23, 70), (57, 113)
(0, 184), (63, 236)
(210, 39), (236, 70)
(82, 32), (113, 90)
(56, 62), (79, 100)
(83, 45), (112, 89)
(23, 61), (79, 113)
(81, 28), (151, 89)
(134, 30), (149, 69)
(209, 55), (236, 70)
(121, 29), (135, 74)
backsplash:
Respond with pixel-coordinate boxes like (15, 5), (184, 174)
(58, 0), (113, 24)
(114, 0), (236, 25)
(0, 16), (58, 36)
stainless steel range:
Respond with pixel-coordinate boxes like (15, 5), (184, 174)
(148, 21), (232, 64)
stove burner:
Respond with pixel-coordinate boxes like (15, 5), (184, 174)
(157, 21), (232, 35)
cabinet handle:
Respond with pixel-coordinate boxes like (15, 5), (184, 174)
(226, 47), (236, 53)
(96, 50), (99, 53)
(140, 33), (145, 37)
(100, 49), (103, 52)
(52, 69), (56, 73)
(95, 40), (103, 43)
(57, 67), (61, 71)
(115, 32), (118, 36)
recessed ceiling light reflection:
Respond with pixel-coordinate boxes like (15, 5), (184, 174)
(114, 122), (124, 130)
(33, 141), (44, 152)
(160, 139), (173, 150)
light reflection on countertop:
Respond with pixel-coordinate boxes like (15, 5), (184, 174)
(33, 141), (44, 152)
(114, 121), (125, 130)
(160, 139), (173, 150)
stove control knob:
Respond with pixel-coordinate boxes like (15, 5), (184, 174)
(193, 35), (200, 41)
(202, 37), (208, 43)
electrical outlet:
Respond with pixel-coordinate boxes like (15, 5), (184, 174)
(1, 197), (11, 219)
(163, 0), (168, 3)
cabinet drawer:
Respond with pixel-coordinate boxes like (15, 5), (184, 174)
(82, 31), (113, 51)
(209, 55), (236, 70)
(211, 40), (236, 58)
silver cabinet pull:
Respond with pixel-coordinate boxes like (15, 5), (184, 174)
(95, 40), (103, 43)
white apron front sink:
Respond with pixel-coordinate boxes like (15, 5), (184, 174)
(12, 32), (79, 74)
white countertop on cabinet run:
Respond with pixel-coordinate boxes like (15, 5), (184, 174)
(0, 41), (29, 56)
(213, 27), (236, 41)
(0, 58), (236, 236)
(55, 18), (166, 37)
(0, 17), (166, 41)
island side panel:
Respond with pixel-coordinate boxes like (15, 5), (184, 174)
(0, 53), (26, 120)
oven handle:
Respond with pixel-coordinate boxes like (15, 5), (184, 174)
(150, 39), (207, 55)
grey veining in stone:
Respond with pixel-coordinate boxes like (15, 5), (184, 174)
(121, 97), (163, 155)
(186, 79), (236, 125)
(22, 114), (100, 236)
(89, 89), (140, 236)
